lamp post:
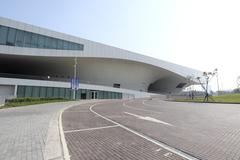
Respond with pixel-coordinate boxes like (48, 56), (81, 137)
(214, 68), (220, 95)
(72, 57), (77, 100)
(186, 75), (194, 99)
(237, 76), (240, 89)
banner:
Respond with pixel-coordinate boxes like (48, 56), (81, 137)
(70, 77), (80, 90)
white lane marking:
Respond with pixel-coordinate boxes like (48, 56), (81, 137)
(124, 112), (173, 126)
(59, 106), (72, 160)
(59, 100), (107, 160)
(64, 111), (90, 113)
(89, 102), (199, 160)
(164, 152), (173, 157)
(156, 148), (162, 152)
(123, 101), (162, 114)
(142, 99), (156, 107)
(143, 99), (160, 107)
(64, 125), (119, 133)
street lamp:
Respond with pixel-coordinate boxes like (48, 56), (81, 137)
(186, 75), (195, 99)
(72, 57), (77, 100)
(214, 68), (220, 95)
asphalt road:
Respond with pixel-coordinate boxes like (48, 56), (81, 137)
(62, 99), (240, 160)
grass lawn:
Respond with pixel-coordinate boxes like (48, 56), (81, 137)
(175, 93), (240, 104)
(1, 98), (71, 109)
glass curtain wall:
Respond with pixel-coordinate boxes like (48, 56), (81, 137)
(0, 25), (84, 51)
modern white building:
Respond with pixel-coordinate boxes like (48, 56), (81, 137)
(0, 17), (202, 101)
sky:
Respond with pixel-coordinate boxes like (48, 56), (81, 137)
(0, 0), (240, 91)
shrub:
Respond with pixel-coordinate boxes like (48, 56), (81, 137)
(6, 97), (67, 103)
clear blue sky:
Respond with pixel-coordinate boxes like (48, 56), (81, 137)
(1, 0), (240, 91)
(0, 0), (175, 60)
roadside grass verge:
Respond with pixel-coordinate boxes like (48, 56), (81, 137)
(1, 97), (70, 109)
(175, 93), (240, 104)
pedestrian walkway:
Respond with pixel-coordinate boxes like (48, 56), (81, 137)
(0, 100), (95, 160)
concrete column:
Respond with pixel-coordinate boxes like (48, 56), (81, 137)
(14, 85), (18, 97)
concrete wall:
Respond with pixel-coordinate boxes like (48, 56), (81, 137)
(0, 85), (16, 106)
(0, 85), (15, 96)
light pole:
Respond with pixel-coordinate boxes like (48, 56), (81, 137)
(214, 68), (220, 95)
(73, 57), (77, 100)
(186, 75), (194, 99)
(237, 76), (240, 89)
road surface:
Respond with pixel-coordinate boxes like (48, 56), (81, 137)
(62, 99), (240, 160)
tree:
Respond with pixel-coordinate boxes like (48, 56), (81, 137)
(197, 71), (217, 102)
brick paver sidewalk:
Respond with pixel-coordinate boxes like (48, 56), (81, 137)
(0, 101), (93, 160)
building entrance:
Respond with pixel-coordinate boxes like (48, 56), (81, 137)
(90, 91), (98, 99)
(80, 93), (86, 99)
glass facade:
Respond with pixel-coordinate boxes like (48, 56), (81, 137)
(6, 28), (16, 46)
(15, 30), (24, 47)
(0, 26), (8, 44)
(0, 25), (84, 51)
(17, 86), (122, 100)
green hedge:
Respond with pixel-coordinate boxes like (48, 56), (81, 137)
(6, 97), (68, 103)
(1, 97), (70, 109)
